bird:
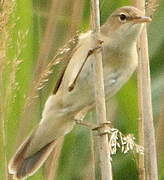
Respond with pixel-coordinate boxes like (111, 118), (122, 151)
(8, 6), (151, 179)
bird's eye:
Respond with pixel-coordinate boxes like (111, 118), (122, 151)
(119, 13), (127, 22)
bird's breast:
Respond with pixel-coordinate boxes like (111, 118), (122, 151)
(58, 41), (138, 115)
(61, 48), (137, 113)
(102, 45), (138, 98)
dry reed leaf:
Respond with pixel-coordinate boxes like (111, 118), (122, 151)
(108, 128), (144, 156)
(145, 0), (159, 17)
(36, 32), (79, 92)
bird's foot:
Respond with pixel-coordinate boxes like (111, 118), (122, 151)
(92, 121), (111, 136)
(75, 119), (111, 136)
(75, 119), (96, 129)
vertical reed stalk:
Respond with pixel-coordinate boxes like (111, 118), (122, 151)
(0, 1), (16, 179)
(89, 128), (96, 180)
(44, 137), (64, 180)
(43, 1), (84, 179)
(91, 0), (113, 179)
(133, 0), (158, 179)
(35, 0), (64, 74)
(16, 0), (65, 142)
(156, 93), (164, 161)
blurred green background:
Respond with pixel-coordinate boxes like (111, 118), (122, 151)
(0, 0), (164, 179)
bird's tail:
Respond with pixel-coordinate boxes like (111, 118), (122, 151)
(8, 134), (57, 180)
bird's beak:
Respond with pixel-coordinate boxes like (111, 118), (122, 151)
(132, 16), (152, 23)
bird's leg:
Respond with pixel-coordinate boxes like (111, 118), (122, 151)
(75, 118), (112, 137)
(75, 119), (96, 129)
(74, 105), (97, 129)
(68, 39), (103, 91)
(74, 105), (112, 135)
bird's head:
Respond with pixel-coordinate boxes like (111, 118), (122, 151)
(101, 6), (151, 44)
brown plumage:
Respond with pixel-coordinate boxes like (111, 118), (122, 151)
(8, 6), (151, 179)
(9, 130), (56, 179)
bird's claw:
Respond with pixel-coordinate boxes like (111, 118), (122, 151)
(75, 119), (96, 129)
(92, 121), (111, 136)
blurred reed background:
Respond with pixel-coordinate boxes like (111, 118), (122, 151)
(0, 0), (164, 179)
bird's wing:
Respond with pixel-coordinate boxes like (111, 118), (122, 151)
(53, 30), (103, 93)
(38, 30), (102, 95)
(52, 33), (80, 94)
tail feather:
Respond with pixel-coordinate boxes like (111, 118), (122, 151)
(8, 136), (32, 174)
(8, 135), (56, 180)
